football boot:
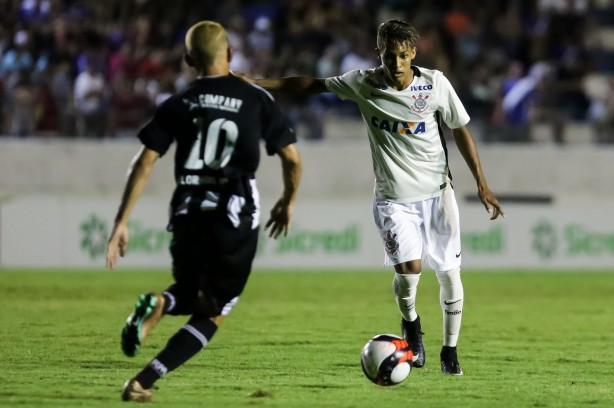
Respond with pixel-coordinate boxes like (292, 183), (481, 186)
(121, 293), (164, 357)
(440, 346), (464, 375)
(121, 379), (154, 402)
(401, 316), (426, 368)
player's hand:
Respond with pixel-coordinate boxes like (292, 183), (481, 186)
(106, 222), (129, 270)
(478, 187), (504, 220)
(265, 199), (293, 239)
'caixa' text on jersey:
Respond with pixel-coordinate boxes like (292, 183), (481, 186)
(370, 116), (426, 135)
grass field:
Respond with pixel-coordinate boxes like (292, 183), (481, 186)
(1, 269), (613, 408)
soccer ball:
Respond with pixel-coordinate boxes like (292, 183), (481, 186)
(360, 334), (413, 386)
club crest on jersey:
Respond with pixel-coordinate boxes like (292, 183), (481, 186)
(410, 93), (430, 114)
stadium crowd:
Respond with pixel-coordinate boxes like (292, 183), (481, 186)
(0, 0), (613, 142)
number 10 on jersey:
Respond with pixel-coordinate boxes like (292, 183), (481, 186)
(184, 117), (239, 170)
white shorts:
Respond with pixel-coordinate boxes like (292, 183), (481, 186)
(373, 186), (461, 271)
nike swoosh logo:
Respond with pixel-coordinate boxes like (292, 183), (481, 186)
(455, 252), (461, 258)
(443, 299), (462, 305)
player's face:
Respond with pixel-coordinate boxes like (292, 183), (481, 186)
(377, 41), (416, 90)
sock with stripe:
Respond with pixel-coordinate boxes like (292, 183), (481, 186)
(135, 317), (218, 388)
(161, 291), (175, 314)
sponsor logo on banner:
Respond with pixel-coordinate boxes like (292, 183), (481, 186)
(461, 226), (503, 254)
(531, 218), (614, 259)
(257, 224), (360, 256)
(532, 219), (557, 259)
(80, 214), (109, 259)
(79, 214), (171, 260)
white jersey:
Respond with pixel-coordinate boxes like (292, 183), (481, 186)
(325, 66), (470, 203)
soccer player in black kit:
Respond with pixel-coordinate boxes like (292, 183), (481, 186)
(105, 21), (302, 402)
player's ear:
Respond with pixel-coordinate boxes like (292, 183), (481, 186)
(375, 47), (381, 62)
(410, 47), (417, 59)
(184, 52), (194, 67)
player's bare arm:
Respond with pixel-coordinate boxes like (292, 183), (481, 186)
(266, 143), (302, 239)
(452, 126), (504, 220)
(232, 71), (327, 95)
(106, 146), (160, 269)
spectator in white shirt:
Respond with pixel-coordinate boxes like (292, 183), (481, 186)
(74, 57), (107, 137)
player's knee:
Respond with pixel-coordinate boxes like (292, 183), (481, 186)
(163, 286), (198, 316)
(436, 267), (462, 287)
(393, 270), (421, 299)
(394, 260), (422, 274)
(193, 293), (218, 318)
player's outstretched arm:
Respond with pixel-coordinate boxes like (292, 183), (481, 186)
(106, 146), (160, 269)
(265, 143), (302, 239)
(232, 71), (327, 95)
(452, 126), (504, 220)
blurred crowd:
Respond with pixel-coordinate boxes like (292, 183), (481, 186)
(0, 0), (613, 142)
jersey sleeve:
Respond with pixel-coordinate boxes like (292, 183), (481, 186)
(260, 91), (297, 155)
(324, 70), (362, 101)
(436, 73), (470, 129)
(137, 100), (175, 157)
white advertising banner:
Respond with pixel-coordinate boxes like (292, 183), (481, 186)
(1, 195), (613, 269)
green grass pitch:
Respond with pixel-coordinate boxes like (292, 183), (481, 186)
(1, 269), (613, 408)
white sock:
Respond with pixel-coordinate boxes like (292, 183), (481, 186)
(392, 272), (421, 322)
(436, 268), (464, 347)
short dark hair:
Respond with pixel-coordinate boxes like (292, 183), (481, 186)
(377, 20), (420, 48)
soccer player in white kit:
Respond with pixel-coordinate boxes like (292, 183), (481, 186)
(238, 19), (504, 375)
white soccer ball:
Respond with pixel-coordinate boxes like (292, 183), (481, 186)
(360, 334), (413, 386)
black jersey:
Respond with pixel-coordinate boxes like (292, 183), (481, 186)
(137, 75), (295, 223)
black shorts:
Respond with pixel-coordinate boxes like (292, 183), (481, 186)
(165, 212), (259, 317)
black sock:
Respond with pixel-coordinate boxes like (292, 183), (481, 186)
(135, 317), (218, 389)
